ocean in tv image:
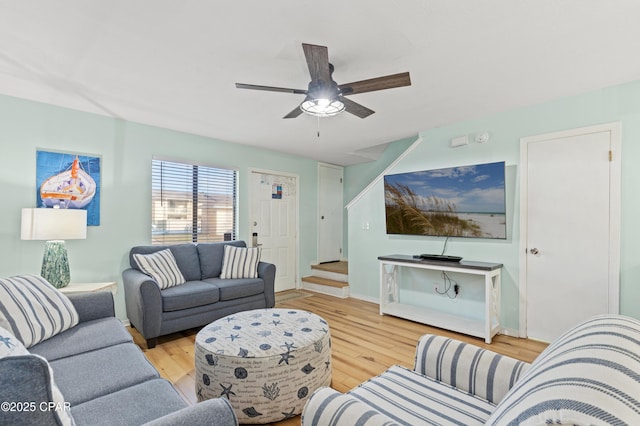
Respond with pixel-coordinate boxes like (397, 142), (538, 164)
(384, 161), (506, 239)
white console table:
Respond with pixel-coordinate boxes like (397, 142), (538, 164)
(379, 255), (502, 343)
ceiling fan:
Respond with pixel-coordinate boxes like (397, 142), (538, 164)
(235, 43), (411, 119)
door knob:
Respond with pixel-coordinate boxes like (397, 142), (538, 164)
(529, 248), (539, 255)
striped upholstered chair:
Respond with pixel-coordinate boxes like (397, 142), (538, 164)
(302, 314), (640, 425)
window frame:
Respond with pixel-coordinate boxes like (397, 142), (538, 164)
(151, 156), (239, 245)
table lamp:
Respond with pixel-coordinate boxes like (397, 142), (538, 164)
(21, 207), (87, 288)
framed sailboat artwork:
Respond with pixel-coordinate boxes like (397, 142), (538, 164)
(35, 150), (101, 226)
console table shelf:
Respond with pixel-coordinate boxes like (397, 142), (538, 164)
(378, 254), (502, 343)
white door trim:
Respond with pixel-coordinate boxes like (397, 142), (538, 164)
(518, 122), (621, 338)
(317, 162), (344, 263)
(248, 167), (300, 289)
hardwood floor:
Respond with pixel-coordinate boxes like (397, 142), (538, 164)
(129, 291), (548, 425)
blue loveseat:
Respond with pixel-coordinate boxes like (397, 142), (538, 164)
(122, 240), (276, 348)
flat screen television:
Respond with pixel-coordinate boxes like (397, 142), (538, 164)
(384, 161), (506, 239)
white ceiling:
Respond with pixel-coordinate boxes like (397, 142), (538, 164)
(1, 1), (640, 166)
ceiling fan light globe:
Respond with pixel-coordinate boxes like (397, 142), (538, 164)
(300, 97), (345, 117)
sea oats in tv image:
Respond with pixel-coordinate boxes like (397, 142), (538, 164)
(384, 161), (506, 239)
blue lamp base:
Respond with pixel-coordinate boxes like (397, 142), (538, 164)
(41, 240), (71, 288)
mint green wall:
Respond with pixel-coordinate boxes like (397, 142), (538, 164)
(0, 95), (319, 320)
(346, 80), (640, 332)
(342, 136), (417, 255)
(343, 137), (418, 203)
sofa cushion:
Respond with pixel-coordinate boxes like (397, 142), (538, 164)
(134, 249), (186, 289)
(488, 315), (640, 425)
(71, 378), (188, 426)
(130, 243), (201, 281)
(30, 317), (133, 361)
(349, 365), (495, 425)
(220, 245), (261, 279)
(0, 274), (79, 348)
(203, 277), (264, 301)
(50, 342), (160, 405)
(197, 240), (246, 279)
(161, 281), (220, 312)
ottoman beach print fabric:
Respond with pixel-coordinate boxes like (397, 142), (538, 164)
(195, 309), (331, 424)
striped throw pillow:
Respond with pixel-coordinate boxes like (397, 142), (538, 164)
(0, 274), (79, 348)
(487, 315), (640, 425)
(220, 245), (261, 279)
(133, 249), (186, 289)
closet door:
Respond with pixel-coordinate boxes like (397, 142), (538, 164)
(520, 123), (620, 342)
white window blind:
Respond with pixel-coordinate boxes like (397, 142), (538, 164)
(151, 159), (237, 244)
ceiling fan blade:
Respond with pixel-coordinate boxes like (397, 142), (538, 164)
(236, 83), (307, 95)
(341, 97), (375, 119)
(283, 106), (303, 119)
(339, 72), (411, 95)
(302, 43), (331, 83)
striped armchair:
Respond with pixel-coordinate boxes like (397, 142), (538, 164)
(302, 315), (640, 425)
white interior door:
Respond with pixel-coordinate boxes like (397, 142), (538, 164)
(520, 123), (620, 342)
(317, 163), (343, 263)
(250, 171), (297, 292)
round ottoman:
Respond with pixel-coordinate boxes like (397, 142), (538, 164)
(195, 308), (332, 424)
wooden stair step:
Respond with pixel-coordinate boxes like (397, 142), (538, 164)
(301, 276), (349, 288)
(311, 261), (348, 275)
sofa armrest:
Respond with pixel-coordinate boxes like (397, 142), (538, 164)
(122, 268), (163, 341)
(302, 387), (396, 426)
(67, 291), (115, 322)
(257, 261), (276, 307)
(0, 355), (69, 426)
(414, 334), (530, 404)
(143, 398), (237, 426)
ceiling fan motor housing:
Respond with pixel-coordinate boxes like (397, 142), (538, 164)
(306, 78), (342, 102)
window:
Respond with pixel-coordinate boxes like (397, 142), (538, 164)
(151, 158), (237, 245)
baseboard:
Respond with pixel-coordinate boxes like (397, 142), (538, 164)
(499, 327), (523, 338)
(348, 292), (379, 304)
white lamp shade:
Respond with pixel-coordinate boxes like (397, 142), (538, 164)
(21, 208), (87, 241)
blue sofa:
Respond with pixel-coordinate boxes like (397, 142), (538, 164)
(0, 291), (237, 425)
(122, 240), (276, 348)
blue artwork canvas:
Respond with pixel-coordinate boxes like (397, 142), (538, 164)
(36, 150), (101, 226)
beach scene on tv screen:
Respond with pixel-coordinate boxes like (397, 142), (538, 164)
(384, 161), (506, 239)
